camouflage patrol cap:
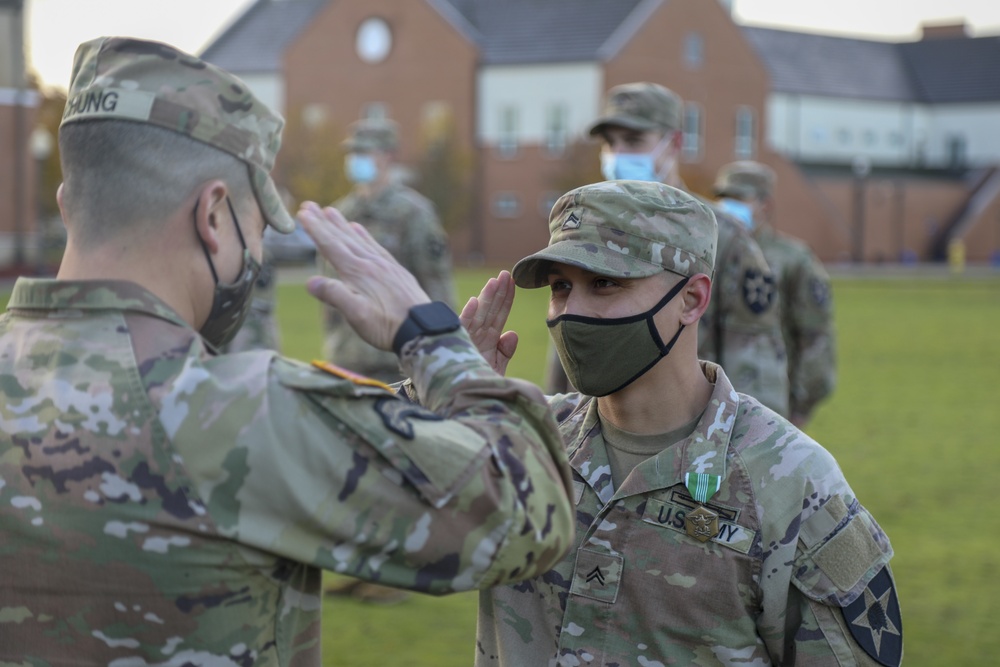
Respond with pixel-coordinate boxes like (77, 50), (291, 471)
(713, 161), (777, 200)
(342, 118), (400, 152)
(60, 37), (294, 233)
(512, 180), (718, 288)
(587, 82), (683, 137)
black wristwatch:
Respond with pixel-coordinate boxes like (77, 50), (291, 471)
(392, 301), (461, 355)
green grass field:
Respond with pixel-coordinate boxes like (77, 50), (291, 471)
(262, 269), (1000, 666)
(3, 269), (997, 664)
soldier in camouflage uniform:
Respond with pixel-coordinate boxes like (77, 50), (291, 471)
(547, 83), (789, 417)
(714, 160), (837, 427)
(0, 37), (575, 665)
(319, 118), (455, 383)
(461, 180), (901, 666)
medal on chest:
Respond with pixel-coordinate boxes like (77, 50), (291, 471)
(684, 472), (722, 542)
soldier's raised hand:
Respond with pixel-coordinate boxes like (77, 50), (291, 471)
(299, 202), (430, 352)
(460, 271), (519, 376)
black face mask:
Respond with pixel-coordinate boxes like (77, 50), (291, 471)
(196, 197), (262, 349)
(547, 275), (690, 397)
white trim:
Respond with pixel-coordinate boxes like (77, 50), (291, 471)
(0, 88), (40, 107)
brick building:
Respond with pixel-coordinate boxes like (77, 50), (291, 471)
(202, 0), (1000, 265)
(0, 0), (41, 270)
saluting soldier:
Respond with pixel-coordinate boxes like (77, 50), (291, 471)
(714, 160), (837, 427)
(319, 118), (456, 383)
(464, 180), (901, 666)
(547, 82), (789, 418)
(0, 37), (574, 665)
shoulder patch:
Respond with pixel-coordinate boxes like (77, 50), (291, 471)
(374, 397), (443, 439)
(810, 276), (831, 309)
(842, 566), (903, 666)
(311, 360), (393, 391)
(742, 268), (776, 314)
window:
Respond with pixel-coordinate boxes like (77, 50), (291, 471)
(539, 191), (560, 218)
(888, 131), (905, 147)
(363, 102), (387, 120)
(863, 129), (877, 147)
(684, 33), (704, 68)
(301, 103), (329, 130)
(498, 106), (519, 158)
(493, 193), (521, 218)
(545, 104), (569, 157)
(734, 106), (755, 159)
(682, 104), (703, 160)
(836, 128), (852, 146)
(947, 134), (967, 168)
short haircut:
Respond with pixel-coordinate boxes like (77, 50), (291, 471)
(59, 120), (253, 248)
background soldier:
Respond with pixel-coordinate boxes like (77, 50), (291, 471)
(0, 37), (574, 665)
(714, 160), (837, 427)
(547, 82), (789, 417)
(320, 118), (455, 383)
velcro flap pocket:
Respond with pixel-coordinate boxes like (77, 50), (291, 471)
(791, 495), (893, 606)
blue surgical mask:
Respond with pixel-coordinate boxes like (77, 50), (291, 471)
(601, 152), (658, 182)
(717, 198), (754, 229)
(599, 132), (674, 183)
(346, 153), (378, 184)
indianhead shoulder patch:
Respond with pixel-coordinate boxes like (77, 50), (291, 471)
(842, 566), (902, 666)
(742, 268), (776, 315)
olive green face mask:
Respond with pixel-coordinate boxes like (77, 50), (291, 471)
(547, 276), (690, 397)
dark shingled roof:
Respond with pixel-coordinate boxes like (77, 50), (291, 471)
(440, 0), (649, 65)
(744, 25), (1000, 104)
(199, 0), (329, 73)
(898, 35), (1000, 103)
(742, 26), (915, 101)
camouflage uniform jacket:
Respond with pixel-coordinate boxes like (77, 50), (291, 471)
(477, 362), (901, 666)
(754, 226), (836, 421)
(0, 279), (574, 666)
(698, 206), (790, 417)
(320, 183), (455, 381)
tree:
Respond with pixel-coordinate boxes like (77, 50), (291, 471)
(412, 111), (473, 235)
(275, 105), (351, 209)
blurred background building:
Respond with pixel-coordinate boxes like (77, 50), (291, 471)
(6, 0), (998, 269)
(0, 0), (44, 273)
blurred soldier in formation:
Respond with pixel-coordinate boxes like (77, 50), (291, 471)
(546, 82), (789, 418)
(319, 118), (455, 384)
(463, 180), (901, 666)
(714, 160), (836, 427)
(0, 37), (575, 665)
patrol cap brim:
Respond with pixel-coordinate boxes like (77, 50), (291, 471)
(586, 114), (662, 138)
(712, 183), (756, 200)
(512, 240), (665, 289)
(251, 165), (296, 234)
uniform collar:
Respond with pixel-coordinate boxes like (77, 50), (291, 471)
(7, 278), (191, 331)
(568, 362), (740, 503)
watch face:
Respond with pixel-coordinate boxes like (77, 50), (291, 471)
(356, 17), (392, 63)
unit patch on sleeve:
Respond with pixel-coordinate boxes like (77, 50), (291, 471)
(742, 268), (776, 314)
(842, 566), (902, 666)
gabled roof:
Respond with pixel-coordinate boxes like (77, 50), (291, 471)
(439, 0), (650, 65)
(744, 25), (1000, 104)
(742, 27), (915, 101)
(899, 35), (1000, 103)
(199, 0), (329, 73)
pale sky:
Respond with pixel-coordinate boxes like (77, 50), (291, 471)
(26, 0), (1000, 91)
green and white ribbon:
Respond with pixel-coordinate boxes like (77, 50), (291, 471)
(685, 472), (721, 503)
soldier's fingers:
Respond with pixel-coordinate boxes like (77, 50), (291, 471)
(459, 296), (480, 331)
(305, 275), (361, 311)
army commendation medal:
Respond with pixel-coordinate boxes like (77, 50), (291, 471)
(684, 472), (722, 542)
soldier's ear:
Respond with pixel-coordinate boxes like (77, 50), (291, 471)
(679, 273), (712, 324)
(193, 180), (230, 255)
